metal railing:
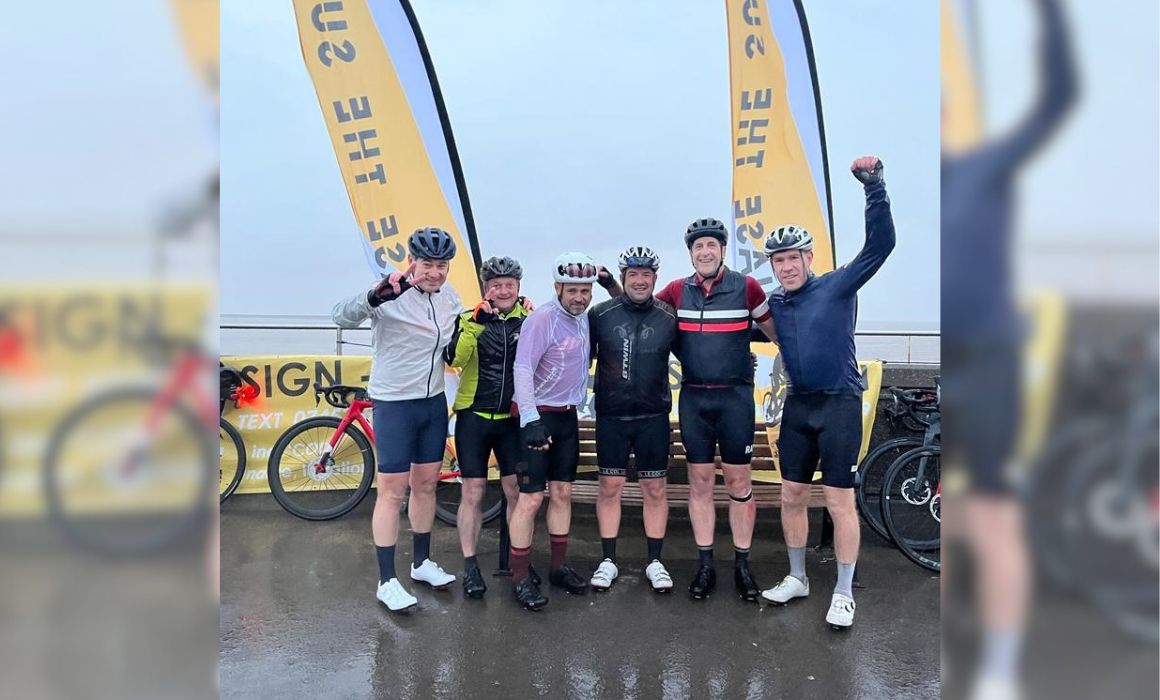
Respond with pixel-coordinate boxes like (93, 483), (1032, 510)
(220, 323), (940, 363)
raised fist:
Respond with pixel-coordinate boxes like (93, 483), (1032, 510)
(850, 156), (884, 186)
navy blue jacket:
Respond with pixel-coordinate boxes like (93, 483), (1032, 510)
(768, 181), (895, 395)
(941, 0), (1076, 344)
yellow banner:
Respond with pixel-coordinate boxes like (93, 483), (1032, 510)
(940, 0), (984, 151)
(220, 355), (373, 494)
(1017, 292), (1068, 461)
(292, 0), (478, 295)
(726, 0), (834, 277)
(755, 360), (884, 484)
(0, 284), (213, 517)
(170, 0), (220, 103)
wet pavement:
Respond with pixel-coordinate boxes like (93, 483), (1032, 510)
(221, 496), (940, 699)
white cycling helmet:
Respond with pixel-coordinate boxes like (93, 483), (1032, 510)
(553, 252), (600, 284)
(617, 246), (660, 272)
(763, 225), (814, 255)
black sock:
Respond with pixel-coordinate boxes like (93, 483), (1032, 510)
(465, 554), (478, 570)
(413, 531), (431, 567)
(376, 545), (397, 583)
(601, 537), (617, 562)
(647, 537), (664, 562)
(734, 548), (750, 568)
(698, 546), (713, 567)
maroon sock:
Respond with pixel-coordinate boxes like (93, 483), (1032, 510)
(550, 533), (569, 570)
(511, 546), (531, 583)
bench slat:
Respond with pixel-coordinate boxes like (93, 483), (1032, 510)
(569, 482), (826, 509)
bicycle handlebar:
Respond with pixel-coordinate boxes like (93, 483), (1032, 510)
(887, 386), (937, 406)
(885, 386), (939, 427)
(313, 382), (369, 409)
(219, 364), (244, 413)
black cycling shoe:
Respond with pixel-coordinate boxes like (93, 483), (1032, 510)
(734, 561), (761, 602)
(548, 565), (589, 595)
(528, 563), (542, 586)
(688, 565), (717, 600)
(513, 577), (548, 611)
(463, 564), (487, 599)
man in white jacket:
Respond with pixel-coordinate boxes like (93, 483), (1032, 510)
(332, 227), (464, 612)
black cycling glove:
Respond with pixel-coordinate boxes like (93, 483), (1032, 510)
(596, 266), (616, 290)
(368, 277), (413, 307)
(522, 420), (551, 450)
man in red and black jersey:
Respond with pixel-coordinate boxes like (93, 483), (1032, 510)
(655, 218), (776, 601)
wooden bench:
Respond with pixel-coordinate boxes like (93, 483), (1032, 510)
(569, 419), (827, 509)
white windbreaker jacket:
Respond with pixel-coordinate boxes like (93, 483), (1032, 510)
(332, 284), (464, 401)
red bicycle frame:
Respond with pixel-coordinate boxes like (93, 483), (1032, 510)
(317, 396), (460, 480)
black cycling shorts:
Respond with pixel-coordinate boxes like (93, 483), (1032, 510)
(942, 342), (1021, 495)
(517, 409), (580, 493)
(373, 394), (448, 473)
(778, 393), (862, 489)
(454, 410), (521, 479)
(678, 385), (756, 465)
(595, 414), (671, 479)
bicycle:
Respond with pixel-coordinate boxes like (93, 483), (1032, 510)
(218, 363), (250, 502)
(266, 382), (505, 524)
(881, 442), (942, 572)
(43, 335), (218, 555)
(1027, 331), (1158, 643)
(855, 385), (940, 542)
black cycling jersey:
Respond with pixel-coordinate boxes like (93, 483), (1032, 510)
(588, 296), (678, 418)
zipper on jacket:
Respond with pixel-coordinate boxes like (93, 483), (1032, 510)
(496, 318), (509, 415)
(427, 295), (439, 398)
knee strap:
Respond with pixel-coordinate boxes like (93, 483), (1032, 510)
(730, 490), (753, 503)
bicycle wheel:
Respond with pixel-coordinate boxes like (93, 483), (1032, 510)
(44, 388), (214, 555)
(1025, 417), (1106, 592)
(267, 416), (374, 520)
(1061, 428), (1158, 644)
(219, 418), (246, 502)
(856, 436), (923, 542)
(882, 445), (942, 572)
(433, 449), (506, 526)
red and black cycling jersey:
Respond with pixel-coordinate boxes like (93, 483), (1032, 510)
(657, 267), (770, 387)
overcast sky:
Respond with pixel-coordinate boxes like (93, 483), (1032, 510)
(221, 1), (941, 329)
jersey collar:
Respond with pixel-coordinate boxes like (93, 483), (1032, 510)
(689, 265), (728, 295)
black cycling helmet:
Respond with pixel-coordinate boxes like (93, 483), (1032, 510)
(408, 227), (457, 260)
(479, 256), (523, 282)
(684, 218), (728, 249)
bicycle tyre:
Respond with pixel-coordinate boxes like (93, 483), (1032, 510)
(219, 418), (246, 502)
(267, 416), (374, 521)
(882, 445), (942, 572)
(1024, 417), (1106, 593)
(1060, 428), (1158, 644)
(433, 452), (505, 526)
(44, 388), (214, 555)
(856, 436), (923, 542)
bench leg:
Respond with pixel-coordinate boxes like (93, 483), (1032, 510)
(493, 491), (512, 577)
(819, 509), (835, 549)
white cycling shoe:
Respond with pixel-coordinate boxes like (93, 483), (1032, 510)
(825, 592), (856, 629)
(590, 559), (619, 591)
(645, 560), (673, 593)
(968, 675), (1022, 700)
(410, 559), (456, 589)
(376, 578), (418, 612)
(761, 574), (810, 605)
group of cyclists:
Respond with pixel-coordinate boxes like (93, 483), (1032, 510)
(332, 156), (895, 629)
